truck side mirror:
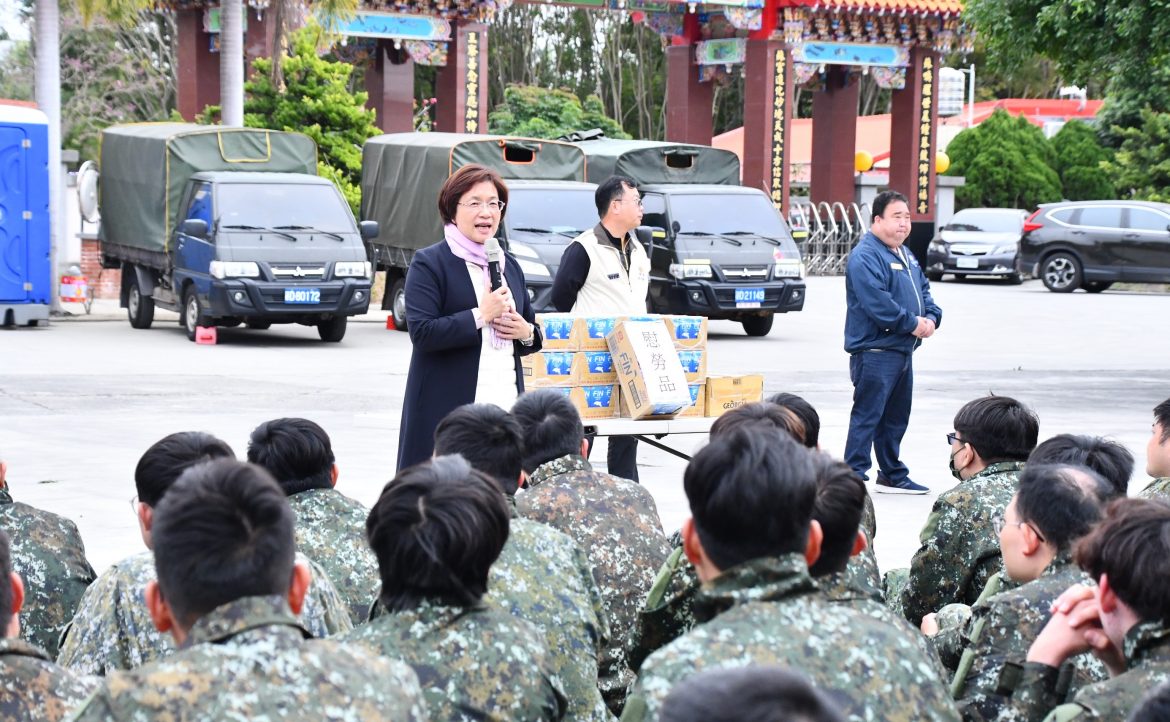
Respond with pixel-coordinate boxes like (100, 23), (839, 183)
(180, 218), (208, 238)
(635, 226), (653, 250)
(671, 220), (681, 234)
(360, 221), (379, 240)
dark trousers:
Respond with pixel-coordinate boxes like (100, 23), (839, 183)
(844, 349), (914, 483)
(607, 435), (640, 483)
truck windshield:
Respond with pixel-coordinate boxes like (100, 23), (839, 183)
(506, 187), (598, 238)
(670, 194), (791, 239)
(216, 184), (354, 233)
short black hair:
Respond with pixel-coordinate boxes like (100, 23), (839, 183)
(433, 404), (524, 495)
(0, 530), (12, 634)
(1028, 434), (1133, 499)
(1154, 398), (1170, 443)
(595, 174), (637, 217)
(809, 455), (869, 577)
(246, 417), (335, 496)
(660, 665), (846, 722)
(134, 432), (235, 507)
(709, 402), (806, 446)
(511, 390), (584, 473)
(1076, 498), (1170, 624)
(768, 393), (820, 449)
(685, 427), (817, 571)
(871, 190), (910, 221)
(151, 460), (296, 628)
(1132, 681), (1170, 722)
(367, 455), (509, 612)
(953, 395), (1039, 464)
(1015, 464), (1108, 552)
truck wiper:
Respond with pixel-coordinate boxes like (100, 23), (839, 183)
(723, 231), (781, 245)
(276, 225), (345, 242)
(222, 224), (298, 242)
(677, 230), (713, 236)
(512, 226), (580, 238)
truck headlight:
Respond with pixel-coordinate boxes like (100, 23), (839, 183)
(509, 241), (540, 259)
(517, 257), (550, 278)
(669, 263), (712, 280)
(773, 260), (802, 278)
(209, 261), (260, 279)
(335, 261), (372, 278)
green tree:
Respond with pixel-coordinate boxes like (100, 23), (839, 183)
(945, 109), (1062, 209)
(1104, 109), (1170, 203)
(243, 22), (380, 214)
(488, 84), (629, 139)
(1050, 120), (1114, 200)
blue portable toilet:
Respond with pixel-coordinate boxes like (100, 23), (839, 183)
(0, 103), (51, 327)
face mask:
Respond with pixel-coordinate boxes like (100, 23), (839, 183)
(949, 445), (967, 480)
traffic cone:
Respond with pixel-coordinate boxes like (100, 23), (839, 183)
(385, 315), (396, 331)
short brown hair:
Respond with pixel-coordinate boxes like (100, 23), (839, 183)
(1075, 497), (1170, 622)
(437, 164), (509, 225)
(710, 402), (806, 446)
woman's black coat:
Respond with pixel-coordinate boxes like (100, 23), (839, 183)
(396, 240), (542, 471)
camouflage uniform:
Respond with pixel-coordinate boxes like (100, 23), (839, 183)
(619, 554), (960, 722)
(286, 487), (380, 624)
(65, 595), (427, 722)
(0, 637), (96, 721)
(1139, 477), (1170, 500)
(57, 549), (353, 675)
(0, 481), (96, 657)
(997, 621), (1170, 721)
(490, 499), (614, 721)
(342, 597), (567, 721)
(518, 454), (672, 710)
(950, 556), (1107, 721)
(900, 461), (1025, 626)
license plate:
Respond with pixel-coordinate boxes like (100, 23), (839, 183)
(956, 257), (980, 269)
(284, 287), (320, 304)
(735, 287), (765, 308)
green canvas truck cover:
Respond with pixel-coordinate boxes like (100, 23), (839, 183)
(361, 132), (586, 252)
(575, 138), (740, 186)
(98, 123), (318, 253)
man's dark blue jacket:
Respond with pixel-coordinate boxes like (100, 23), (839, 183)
(844, 231), (942, 354)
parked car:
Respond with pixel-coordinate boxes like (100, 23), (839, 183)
(926, 207), (1027, 283)
(1020, 200), (1170, 293)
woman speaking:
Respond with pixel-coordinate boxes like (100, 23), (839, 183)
(396, 164), (543, 470)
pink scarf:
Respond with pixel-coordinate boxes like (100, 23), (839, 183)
(444, 223), (511, 349)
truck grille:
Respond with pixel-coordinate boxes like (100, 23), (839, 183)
(270, 265), (326, 279)
(718, 265), (770, 282)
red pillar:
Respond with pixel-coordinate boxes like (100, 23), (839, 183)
(365, 42), (416, 133)
(243, 6), (275, 78)
(889, 47), (940, 220)
(664, 45), (713, 145)
(434, 21), (488, 134)
(742, 38), (793, 214)
(810, 66), (860, 207)
(176, 9), (220, 120)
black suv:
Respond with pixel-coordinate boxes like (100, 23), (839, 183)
(1020, 200), (1170, 292)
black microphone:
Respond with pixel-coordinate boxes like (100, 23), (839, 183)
(485, 237), (504, 291)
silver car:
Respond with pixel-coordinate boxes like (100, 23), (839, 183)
(926, 208), (1028, 283)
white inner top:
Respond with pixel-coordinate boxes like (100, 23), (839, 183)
(466, 261), (518, 410)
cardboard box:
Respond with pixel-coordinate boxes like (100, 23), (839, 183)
(666, 315), (708, 349)
(579, 350), (618, 384)
(705, 374), (764, 417)
(535, 313), (581, 351)
(607, 318), (693, 419)
(580, 316), (620, 350)
(522, 351), (582, 387)
(559, 384), (619, 419)
(678, 383), (706, 417)
(676, 349), (707, 383)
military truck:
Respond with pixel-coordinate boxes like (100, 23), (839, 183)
(361, 132), (595, 330)
(89, 124), (377, 342)
(572, 136), (806, 337)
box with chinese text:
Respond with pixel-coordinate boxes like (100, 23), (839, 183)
(607, 318), (693, 419)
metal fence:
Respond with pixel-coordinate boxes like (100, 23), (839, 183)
(790, 201), (870, 276)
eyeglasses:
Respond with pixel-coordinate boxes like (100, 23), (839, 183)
(129, 494), (139, 513)
(946, 432), (963, 446)
(615, 197), (643, 207)
(992, 513), (1046, 543)
(458, 200), (505, 213)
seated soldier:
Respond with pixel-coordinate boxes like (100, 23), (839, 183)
(0, 457), (95, 657)
(1139, 398), (1170, 499)
(620, 428), (959, 722)
(947, 465), (1114, 720)
(1130, 680), (1170, 722)
(660, 665), (846, 722)
(247, 417), (379, 623)
(1029, 434), (1133, 499)
(512, 389), (671, 712)
(0, 529), (95, 719)
(58, 432), (352, 675)
(431, 404), (613, 722)
(340, 455), (566, 721)
(897, 395), (1040, 626)
(999, 498), (1170, 721)
(68, 460), (427, 721)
